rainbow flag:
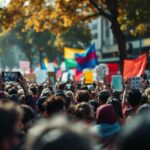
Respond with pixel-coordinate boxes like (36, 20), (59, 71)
(64, 47), (85, 69)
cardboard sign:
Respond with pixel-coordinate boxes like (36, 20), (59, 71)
(96, 64), (109, 81)
(83, 70), (93, 84)
(48, 72), (56, 86)
(112, 75), (123, 91)
(24, 73), (36, 81)
(131, 77), (141, 90)
(19, 61), (30, 72)
(61, 72), (69, 82)
(34, 67), (48, 84)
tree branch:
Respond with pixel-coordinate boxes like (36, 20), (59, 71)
(82, 12), (101, 21)
(89, 0), (111, 20)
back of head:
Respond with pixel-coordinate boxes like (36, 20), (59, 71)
(75, 90), (90, 103)
(127, 89), (141, 107)
(75, 102), (92, 121)
(96, 104), (117, 124)
(116, 113), (150, 150)
(26, 116), (93, 150)
(0, 101), (23, 150)
(44, 96), (66, 116)
(98, 90), (110, 104)
(107, 97), (123, 119)
(37, 96), (48, 113)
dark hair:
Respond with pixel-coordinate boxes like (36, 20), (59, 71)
(107, 97), (123, 118)
(116, 113), (150, 150)
(89, 100), (99, 112)
(75, 90), (90, 103)
(21, 104), (35, 124)
(37, 96), (48, 113)
(0, 101), (22, 147)
(8, 87), (18, 95)
(30, 87), (38, 95)
(98, 90), (110, 104)
(75, 102), (91, 121)
(141, 94), (148, 105)
(44, 96), (66, 116)
(127, 89), (141, 107)
(26, 116), (93, 150)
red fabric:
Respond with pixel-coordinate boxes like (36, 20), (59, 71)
(123, 53), (147, 80)
(106, 63), (119, 82)
(96, 104), (117, 124)
(75, 69), (83, 81)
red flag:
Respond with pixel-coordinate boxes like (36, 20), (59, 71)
(123, 53), (147, 80)
(106, 63), (119, 82)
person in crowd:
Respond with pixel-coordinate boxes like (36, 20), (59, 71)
(116, 113), (150, 150)
(74, 102), (94, 125)
(43, 96), (66, 117)
(98, 90), (110, 105)
(21, 104), (36, 132)
(75, 90), (90, 103)
(0, 101), (23, 150)
(26, 116), (94, 150)
(93, 104), (120, 149)
(123, 89), (141, 118)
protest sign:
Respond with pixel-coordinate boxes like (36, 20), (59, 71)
(112, 75), (123, 91)
(131, 77), (141, 90)
(24, 73), (36, 82)
(83, 70), (93, 84)
(48, 72), (56, 86)
(19, 61), (30, 73)
(61, 72), (69, 82)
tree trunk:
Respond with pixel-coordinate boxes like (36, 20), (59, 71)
(111, 20), (127, 74)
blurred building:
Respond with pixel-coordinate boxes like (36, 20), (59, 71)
(89, 17), (150, 63)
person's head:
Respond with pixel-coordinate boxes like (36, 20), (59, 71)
(36, 96), (48, 114)
(8, 87), (18, 95)
(21, 104), (35, 131)
(127, 89), (141, 107)
(98, 90), (110, 104)
(75, 90), (90, 103)
(30, 87), (38, 95)
(66, 91), (75, 104)
(96, 104), (117, 124)
(44, 96), (66, 116)
(107, 97), (123, 119)
(26, 116), (94, 150)
(74, 102), (94, 121)
(145, 87), (150, 102)
(141, 93), (148, 105)
(89, 100), (99, 113)
(137, 104), (150, 115)
(41, 88), (53, 97)
(116, 113), (150, 150)
(0, 101), (23, 150)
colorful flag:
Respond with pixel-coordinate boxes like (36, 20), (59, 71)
(75, 44), (97, 71)
(123, 53), (147, 80)
(41, 57), (49, 70)
(64, 47), (85, 69)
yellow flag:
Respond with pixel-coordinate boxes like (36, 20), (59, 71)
(64, 47), (85, 59)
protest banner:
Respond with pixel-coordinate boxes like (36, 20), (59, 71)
(61, 72), (69, 82)
(112, 75), (123, 91)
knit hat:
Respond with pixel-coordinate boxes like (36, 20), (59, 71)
(96, 104), (117, 124)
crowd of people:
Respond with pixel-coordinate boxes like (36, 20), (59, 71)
(1, 73), (150, 150)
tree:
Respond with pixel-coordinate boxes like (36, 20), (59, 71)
(0, 0), (149, 73)
(0, 21), (92, 68)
